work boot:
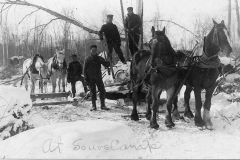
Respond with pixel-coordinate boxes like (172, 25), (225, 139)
(72, 93), (75, 98)
(100, 98), (110, 110)
(90, 101), (97, 111)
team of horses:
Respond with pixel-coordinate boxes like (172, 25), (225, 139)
(22, 48), (67, 95)
(22, 19), (233, 130)
(131, 19), (232, 130)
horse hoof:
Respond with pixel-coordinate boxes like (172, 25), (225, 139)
(205, 125), (213, 131)
(194, 119), (205, 127)
(204, 121), (213, 130)
(131, 114), (139, 121)
(172, 110), (180, 121)
(184, 110), (194, 119)
(165, 120), (175, 128)
(150, 122), (159, 129)
(198, 126), (204, 130)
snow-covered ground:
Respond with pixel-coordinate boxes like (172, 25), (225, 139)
(1, 59), (240, 158)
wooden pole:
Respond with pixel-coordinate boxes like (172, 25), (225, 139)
(120, 0), (130, 61)
(228, 0), (231, 37)
(235, 0), (240, 38)
(136, 0), (143, 49)
(51, 36), (53, 56)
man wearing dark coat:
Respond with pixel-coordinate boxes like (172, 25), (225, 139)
(67, 54), (87, 98)
(124, 7), (142, 56)
(99, 14), (126, 64)
(84, 45), (110, 111)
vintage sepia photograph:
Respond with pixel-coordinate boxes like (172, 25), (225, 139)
(0, 0), (240, 159)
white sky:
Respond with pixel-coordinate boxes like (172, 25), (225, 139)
(1, 0), (231, 45)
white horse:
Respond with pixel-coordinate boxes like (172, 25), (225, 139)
(46, 49), (67, 93)
(22, 54), (48, 94)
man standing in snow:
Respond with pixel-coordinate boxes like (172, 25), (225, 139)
(99, 14), (126, 64)
(67, 54), (88, 98)
(84, 45), (110, 111)
(124, 7), (142, 56)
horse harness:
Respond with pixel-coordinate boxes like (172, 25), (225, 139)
(131, 50), (179, 91)
(47, 55), (67, 78)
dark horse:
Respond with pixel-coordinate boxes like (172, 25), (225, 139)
(173, 20), (232, 130)
(130, 26), (179, 129)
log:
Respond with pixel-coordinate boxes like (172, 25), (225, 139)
(121, 108), (187, 118)
(30, 92), (70, 99)
(32, 100), (72, 107)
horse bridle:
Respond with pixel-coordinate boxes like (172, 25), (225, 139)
(202, 26), (228, 60)
(213, 26), (228, 53)
(38, 66), (50, 80)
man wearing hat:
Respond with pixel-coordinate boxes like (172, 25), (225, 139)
(124, 7), (142, 56)
(84, 45), (110, 111)
(99, 14), (126, 64)
(67, 54), (88, 98)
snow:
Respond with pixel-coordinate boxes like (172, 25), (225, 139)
(0, 120), (138, 159)
(219, 56), (235, 66)
(1, 63), (240, 158)
(0, 85), (32, 131)
(0, 85), (32, 113)
(225, 73), (240, 82)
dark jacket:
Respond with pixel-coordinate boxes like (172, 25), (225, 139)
(84, 55), (110, 81)
(124, 13), (142, 34)
(99, 23), (121, 43)
(67, 61), (83, 80)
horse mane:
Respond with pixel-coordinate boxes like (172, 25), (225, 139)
(134, 50), (151, 65)
(154, 30), (175, 56)
(32, 54), (45, 64)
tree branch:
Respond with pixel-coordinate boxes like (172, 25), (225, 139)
(0, 0), (128, 41)
(0, 3), (12, 24)
(0, 0), (98, 34)
(144, 19), (199, 38)
(29, 18), (59, 33)
(39, 18), (60, 36)
(18, 9), (39, 25)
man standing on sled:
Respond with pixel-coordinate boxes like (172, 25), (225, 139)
(67, 54), (88, 98)
(124, 7), (142, 56)
(99, 14), (126, 64)
(84, 45), (111, 111)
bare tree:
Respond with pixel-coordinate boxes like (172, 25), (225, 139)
(193, 18), (212, 40)
(0, 0), (98, 34)
(235, 0), (240, 38)
(228, 0), (231, 37)
(60, 7), (73, 59)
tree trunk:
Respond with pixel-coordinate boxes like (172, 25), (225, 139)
(2, 43), (5, 67)
(136, 0), (143, 50)
(1, 26), (5, 66)
(6, 31), (9, 66)
(228, 0), (231, 37)
(236, 0), (240, 38)
(120, 0), (129, 61)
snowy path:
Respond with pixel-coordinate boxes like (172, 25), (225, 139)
(27, 95), (240, 159)
(1, 71), (240, 158)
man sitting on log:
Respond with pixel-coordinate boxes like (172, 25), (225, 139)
(67, 54), (88, 98)
(84, 45), (111, 111)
